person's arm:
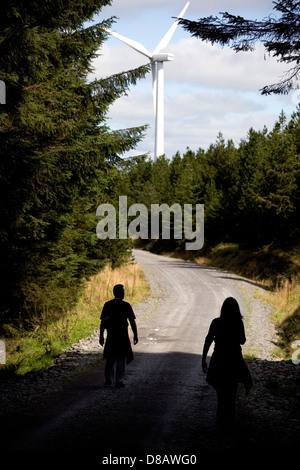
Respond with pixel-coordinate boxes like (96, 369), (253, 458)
(99, 303), (108, 346)
(202, 320), (215, 373)
(99, 321), (105, 346)
(127, 303), (138, 345)
(239, 321), (246, 345)
(129, 318), (138, 344)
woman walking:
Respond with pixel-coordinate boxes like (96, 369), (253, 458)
(202, 297), (253, 426)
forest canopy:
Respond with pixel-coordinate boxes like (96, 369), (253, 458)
(114, 108), (300, 253)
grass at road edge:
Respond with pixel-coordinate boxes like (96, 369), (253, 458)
(1, 258), (150, 376)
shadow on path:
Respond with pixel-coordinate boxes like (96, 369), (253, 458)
(0, 351), (299, 454)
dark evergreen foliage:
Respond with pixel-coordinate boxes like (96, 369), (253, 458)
(115, 108), (300, 252)
(0, 1), (150, 327)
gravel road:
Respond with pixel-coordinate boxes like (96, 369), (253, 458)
(0, 249), (299, 456)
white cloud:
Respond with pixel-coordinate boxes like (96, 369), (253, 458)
(89, 2), (296, 160)
(91, 44), (148, 79)
(94, 1), (277, 52)
(105, 86), (285, 157)
(168, 39), (289, 93)
(165, 91), (264, 118)
(101, 0), (275, 16)
(163, 110), (283, 155)
(93, 37), (289, 95)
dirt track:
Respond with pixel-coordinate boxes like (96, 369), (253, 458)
(1, 250), (299, 457)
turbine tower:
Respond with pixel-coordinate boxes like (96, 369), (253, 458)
(104, 2), (190, 161)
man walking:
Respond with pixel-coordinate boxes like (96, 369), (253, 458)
(99, 284), (138, 388)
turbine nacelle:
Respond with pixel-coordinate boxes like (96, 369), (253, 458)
(152, 53), (174, 62)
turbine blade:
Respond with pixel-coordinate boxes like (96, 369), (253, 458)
(153, 1), (190, 54)
(104, 28), (153, 59)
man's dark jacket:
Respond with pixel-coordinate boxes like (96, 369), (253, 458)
(100, 298), (136, 364)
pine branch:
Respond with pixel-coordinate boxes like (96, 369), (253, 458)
(178, 0), (300, 94)
(90, 64), (151, 111)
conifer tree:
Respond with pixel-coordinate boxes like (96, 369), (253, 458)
(236, 113), (300, 246)
(0, 1), (150, 325)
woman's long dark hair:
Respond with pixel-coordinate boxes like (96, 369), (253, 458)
(220, 297), (243, 322)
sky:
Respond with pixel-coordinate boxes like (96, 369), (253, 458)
(88, 0), (299, 160)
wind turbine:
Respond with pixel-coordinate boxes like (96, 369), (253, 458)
(104, 2), (190, 161)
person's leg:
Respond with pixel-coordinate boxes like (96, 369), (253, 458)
(105, 357), (115, 384)
(115, 357), (126, 387)
(226, 382), (238, 424)
(217, 383), (238, 425)
(216, 389), (226, 425)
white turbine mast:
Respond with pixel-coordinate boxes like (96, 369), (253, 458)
(104, 2), (190, 161)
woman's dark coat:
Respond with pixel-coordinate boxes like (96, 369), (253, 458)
(204, 317), (253, 391)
